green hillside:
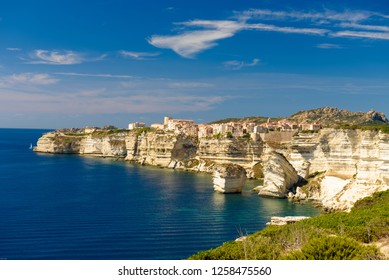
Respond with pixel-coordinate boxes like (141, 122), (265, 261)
(189, 190), (389, 260)
(209, 107), (389, 127)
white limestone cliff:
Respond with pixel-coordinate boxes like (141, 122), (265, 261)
(34, 131), (127, 157)
(258, 152), (300, 198)
(288, 129), (389, 211)
(34, 127), (389, 211)
(266, 216), (309, 226)
(213, 164), (246, 193)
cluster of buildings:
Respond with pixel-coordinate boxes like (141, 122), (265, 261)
(128, 116), (322, 138)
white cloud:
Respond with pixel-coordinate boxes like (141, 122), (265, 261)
(0, 90), (227, 115)
(29, 50), (84, 65)
(168, 82), (213, 88)
(6, 47), (22, 51)
(149, 8), (389, 58)
(55, 72), (135, 79)
(119, 50), (160, 60)
(317, 43), (343, 49)
(148, 20), (243, 58)
(238, 9), (374, 23)
(223, 58), (260, 70)
(332, 31), (389, 40)
(246, 23), (328, 35)
(3, 73), (58, 85)
(339, 22), (389, 32)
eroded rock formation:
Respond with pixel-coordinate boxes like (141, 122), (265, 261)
(34, 127), (389, 211)
(213, 164), (246, 193)
(258, 152), (300, 198)
(266, 216), (309, 226)
(287, 129), (389, 211)
(35, 130), (264, 175)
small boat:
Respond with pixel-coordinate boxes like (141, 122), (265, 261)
(29, 143), (33, 149)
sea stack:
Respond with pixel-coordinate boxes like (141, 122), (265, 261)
(213, 163), (246, 193)
(258, 152), (299, 198)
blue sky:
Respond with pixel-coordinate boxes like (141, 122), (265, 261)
(1, 0), (389, 128)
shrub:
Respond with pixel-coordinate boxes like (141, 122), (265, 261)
(242, 133), (251, 139)
(252, 163), (264, 179)
(285, 236), (382, 260)
(189, 190), (389, 260)
(213, 133), (222, 140)
(135, 127), (151, 137)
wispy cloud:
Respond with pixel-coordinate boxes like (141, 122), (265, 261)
(0, 90), (227, 115)
(339, 22), (389, 32)
(29, 50), (84, 65)
(246, 23), (327, 35)
(237, 9), (374, 23)
(223, 58), (260, 70)
(168, 82), (213, 88)
(55, 72), (135, 79)
(6, 47), (22, 51)
(332, 30), (389, 40)
(119, 50), (160, 60)
(149, 8), (389, 58)
(2, 73), (58, 85)
(317, 43), (343, 49)
(149, 20), (241, 58)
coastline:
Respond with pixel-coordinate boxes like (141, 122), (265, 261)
(33, 125), (389, 212)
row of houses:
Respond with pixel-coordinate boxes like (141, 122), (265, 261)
(128, 116), (322, 138)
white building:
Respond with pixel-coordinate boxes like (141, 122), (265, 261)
(151, 123), (164, 130)
(164, 116), (195, 132)
(128, 122), (146, 130)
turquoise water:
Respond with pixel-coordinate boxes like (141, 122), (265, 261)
(0, 129), (320, 259)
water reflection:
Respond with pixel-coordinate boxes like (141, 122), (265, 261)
(212, 192), (226, 208)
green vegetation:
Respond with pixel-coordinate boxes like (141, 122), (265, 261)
(213, 133), (222, 140)
(242, 133), (251, 139)
(91, 128), (128, 136)
(189, 190), (389, 260)
(252, 163), (264, 180)
(335, 124), (389, 134)
(295, 171), (325, 197)
(226, 131), (233, 139)
(182, 159), (200, 169)
(62, 133), (89, 137)
(54, 136), (74, 144)
(298, 130), (320, 134)
(135, 127), (152, 137)
(209, 116), (281, 125)
(286, 236), (381, 260)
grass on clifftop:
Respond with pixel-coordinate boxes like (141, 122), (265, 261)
(334, 124), (389, 134)
(189, 190), (389, 260)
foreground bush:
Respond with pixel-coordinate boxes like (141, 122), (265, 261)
(189, 190), (389, 260)
(285, 236), (382, 260)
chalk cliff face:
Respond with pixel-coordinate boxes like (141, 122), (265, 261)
(213, 164), (246, 193)
(35, 130), (264, 175)
(258, 152), (299, 198)
(287, 129), (389, 211)
(34, 131), (127, 157)
(126, 132), (179, 167)
(196, 138), (263, 168)
(34, 127), (389, 211)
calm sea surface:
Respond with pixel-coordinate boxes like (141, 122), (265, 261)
(0, 129), (320, 260)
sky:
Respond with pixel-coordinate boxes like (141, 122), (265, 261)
(1, 0), (389, 128)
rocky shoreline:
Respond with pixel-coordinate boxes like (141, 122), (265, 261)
(34, 127), (389, 212)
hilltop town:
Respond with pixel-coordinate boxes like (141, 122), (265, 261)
(54, 107), (389, 144)
(128, 116), (321, 140)
(126, 107), (388, 139)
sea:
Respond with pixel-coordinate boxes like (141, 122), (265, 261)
(0, 128), (320, 260)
